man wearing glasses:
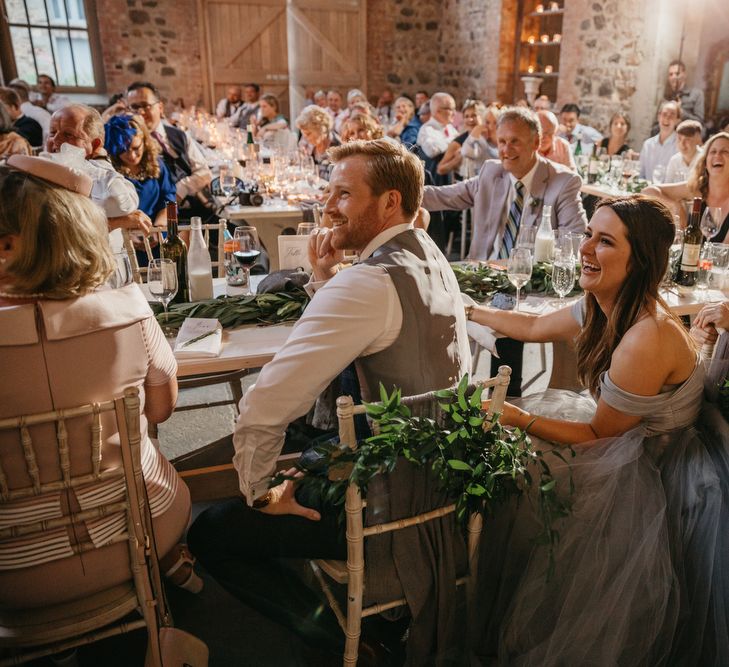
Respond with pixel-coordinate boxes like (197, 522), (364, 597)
(416, 92), (458, 160)
(126, 81), (212, 221)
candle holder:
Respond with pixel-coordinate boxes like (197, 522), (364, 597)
(528, 35), (536, 44)
(536, 3), (544, 12)
(527, 65), (535, 74)
(521, 75), (543, 106)
(541, 34), (549, 43)
(549, 1), (559, 10)
(544, 65), (553, 74)
(553, 33), (562, 43)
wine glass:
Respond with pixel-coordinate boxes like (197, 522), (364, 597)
(233, 226), (260, 293)
(219, 165), (239, 209)
(147, 258), (177, 324)
(664, 226), (683, 286)
(296, 222), (317, 235)
(551, 255), (576, 307)
(507, 248), (533, 312)
(700, 207), (722, 245)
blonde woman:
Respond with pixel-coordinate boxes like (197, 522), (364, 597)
(253, 94), (289, 140)
(386, 96), (421, 146)
(296, 104), (340, 179)
(340, 112), (385, 142)
(0, 157), (199, 609)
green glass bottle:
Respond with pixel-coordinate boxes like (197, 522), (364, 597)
(162, 201), (189, 303)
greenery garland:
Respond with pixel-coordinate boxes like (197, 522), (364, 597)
(274, 376), (573, 576)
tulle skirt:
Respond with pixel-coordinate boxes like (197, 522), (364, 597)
(472, 390), (729, 666)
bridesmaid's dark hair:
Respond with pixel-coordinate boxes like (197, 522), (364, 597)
(576, 195), (681, 394)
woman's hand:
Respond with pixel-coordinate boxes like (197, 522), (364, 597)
(258, 468), (321, 521)
(694, 301), (729, 331)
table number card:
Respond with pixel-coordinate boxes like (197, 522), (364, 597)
(278, 235), (312, 272)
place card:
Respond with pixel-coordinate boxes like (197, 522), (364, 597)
(174, 318), (223, 358)
(278, 234), (312, 272)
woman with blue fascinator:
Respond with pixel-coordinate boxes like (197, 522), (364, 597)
(105, 114), (177, 263)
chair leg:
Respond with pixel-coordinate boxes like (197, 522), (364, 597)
(229, 378), (244, 414)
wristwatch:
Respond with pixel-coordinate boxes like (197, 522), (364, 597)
(252, 490), (273, 509)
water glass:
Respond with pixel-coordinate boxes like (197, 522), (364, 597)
(551, 256), (576, 307)
(516, 224), (536, 254)
(697, 245), (713, 291)
(507, 248), (533, 312)
(569, 233), (585, 260)
(552, 230), (574, 263)
(296, 222), (318, 235)
(652, 165), (666, 185)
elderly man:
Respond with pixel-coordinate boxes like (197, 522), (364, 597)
(230, 83), (261, 129)
(416, 92), (457, 160)
(126, 81), (212, 221)
(188, 139), (470, 654)
(559, 103), (602, 155)
(45, 104), (146, 236)
(662, 59), (704, 124)
(639, 100), (680, 180)
(423, 107), (586, 395)
(215, 85), (243, 120)
(0, 87), (43, 148)
(537, 109), (576, 170)
(32, 74), (70, 113)
(8, 79), (51, 142)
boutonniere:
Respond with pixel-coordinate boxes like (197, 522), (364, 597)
(529, 197), (542, 209)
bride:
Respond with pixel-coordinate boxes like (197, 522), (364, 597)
(469, 195), (729, 666)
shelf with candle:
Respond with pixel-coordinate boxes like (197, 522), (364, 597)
(521, 69), (559, 77)
(522, 39), (562, 46)
(527, 8), (564, 16)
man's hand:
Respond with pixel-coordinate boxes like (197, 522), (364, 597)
(469, 124), (485, 139)
(108, 210), (153, 235)
(308, 228), (344, 282)
(694, 301), (729, 332)
(258, 468), (321, 521)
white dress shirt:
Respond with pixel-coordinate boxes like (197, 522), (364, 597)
(154, 122), (212, 200)
(417, 118), (458, 158)
(493, 160), (539, 258)
(45, 92), (71, 113)
(20, 101), (51, 141)
(664, 147), (702, 184)
(215, 97), (242, 120)
(639, 132), (679, 180)
(561, 122), (602, 155)
(233, 223), (412, 503)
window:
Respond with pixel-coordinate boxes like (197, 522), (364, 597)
(0, 0), (104, 91)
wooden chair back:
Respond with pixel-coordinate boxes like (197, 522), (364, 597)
(123, 220), (226, 285)
(0, 388), (167, 666)
(311, 366), (511, 666)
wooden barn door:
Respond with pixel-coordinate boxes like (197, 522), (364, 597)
(199, 0), (366, 120)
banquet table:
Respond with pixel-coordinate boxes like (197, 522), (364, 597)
(579, 182), (626, 198)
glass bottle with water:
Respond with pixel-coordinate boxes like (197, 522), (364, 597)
(534, 205), (555, 263)
(187, 216), (214, 301)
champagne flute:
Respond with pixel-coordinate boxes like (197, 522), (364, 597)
(551, 255), (576, 307)
(507, 248), (533, 312)
(233, 226), (260, 293)
(147, 258), (178, 324)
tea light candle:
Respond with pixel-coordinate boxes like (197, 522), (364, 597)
(527, 65), (535, 73)
(536, 4), (544, 12)
(545, 65), (553, 74)
(528, 35), (536, 44)
(549, 1), (559, 10)
(553, 33), (562, 43)
(541, 34), (549, 43)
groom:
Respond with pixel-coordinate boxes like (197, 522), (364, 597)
(188, 139), (471, 651)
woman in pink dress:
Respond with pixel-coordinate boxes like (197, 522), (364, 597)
(0, 156), (197, 608)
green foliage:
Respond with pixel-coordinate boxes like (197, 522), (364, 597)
(152, 289), (309, 330)
(452, 262), (583, 303)
(719, 378), (729, 422)
(275, 376), (573, 571)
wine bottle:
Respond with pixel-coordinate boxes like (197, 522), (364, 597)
(587, 144), (599, 184)
(246, 123), (258, 161)
(675, 197), (703, 288)
(162, 201), (189, 303)
(187, 216), (214, 301)
(573, 136), (583, 157)
(534, 205), (555, 263)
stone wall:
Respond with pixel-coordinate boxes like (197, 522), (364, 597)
(97, 0), (205, 108)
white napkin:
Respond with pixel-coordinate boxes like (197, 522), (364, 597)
(174, 318), (223, 358)
(461, 293), (500, 357)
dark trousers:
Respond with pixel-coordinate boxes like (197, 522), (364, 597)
(187, 490), (347, 651)
(490, 337), (524, 397)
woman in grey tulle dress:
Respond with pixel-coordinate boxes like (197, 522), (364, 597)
(470, 195), (729, 666)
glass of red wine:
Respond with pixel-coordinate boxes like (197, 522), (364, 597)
(233, 225), (260, 294)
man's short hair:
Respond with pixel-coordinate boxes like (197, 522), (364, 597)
(127, 81), (161, 99)
(560, 103), (581, 116)
(497, 106), (542, 142)
(0, 87), (21, 109)
(60, 103), (105, 142)
(38, 73), (56, 88)
(8, 79), (30, 102)
(245, 83), (260, 93)
(328, 139), (424, 218)
(668, 59), (686, 72)
(676, 119), (702, 137)
(416, 90), (429, 97)
(537, 109), (559, 132)
(658, 99), (682, 118)
(430, 92), (454, 111)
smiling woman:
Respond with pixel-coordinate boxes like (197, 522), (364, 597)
(469, 195), (729, 665)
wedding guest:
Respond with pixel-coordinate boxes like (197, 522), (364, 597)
(188, 139), (471, 658)
(296, 104), (340, 179)
(665, 119), (703, 183)
(126, 81), (212, 223)
(415, 90), (430, 109)
(0, 157), (199, 610)
(643, 131), (729, 240)
(216, 85), (243, 120)
(253, 93), (289, 140)
(313, 90), (327, 107)
(458, 101), (500, 173)
(231, 83), (261, 129)
(386, 96), (421, 147)
(537, 109), (576, 170)
(437, 99), (486, 179)
(417, 92), (457, 160)
(470, 195), (729, 665)
(7, 78), (51, 142)
(0, 103), (31, 157)
(32, 74), (70, 113)
(0, 87), (43, 148)
(326, 89), (345, 133)
(340, 113), (384, 142)
(45, 104), (147, 235)
(599, 111), (631, 156)
(533, 94), (552, 112)
(661, 59), (704, 124)
(559, 103), (602, 154)
(639, 100), (680, 180)
(418, 101), (431, 125)
(376, 87), (395, 125)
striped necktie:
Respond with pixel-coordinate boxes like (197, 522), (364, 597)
(499, 180), (524, 259)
